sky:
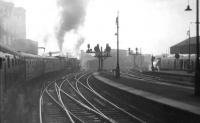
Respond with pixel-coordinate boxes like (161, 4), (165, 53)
(6, 0), (197, 56)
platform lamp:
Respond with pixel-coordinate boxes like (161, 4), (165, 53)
(185, 0), (192, 11)
(185, 0), (200, 96)
(187, 28), (191, 71)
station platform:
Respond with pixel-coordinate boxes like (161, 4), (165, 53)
(130, 67), (195, 77)
(93, 72), (200, 116)
(137, 69), (195, 86)
(143, 70), (195, 77)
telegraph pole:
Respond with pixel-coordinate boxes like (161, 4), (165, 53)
(115, 11), (120, 78)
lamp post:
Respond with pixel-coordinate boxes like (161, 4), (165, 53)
(115, 12), (120, 78)
(187, 22), (196, 71)
(187, 29), (191, 71)
(185, 0), (200, 96)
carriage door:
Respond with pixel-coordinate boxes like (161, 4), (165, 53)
(1, 57), (6, 89)
(0, 57), (5, 93)
(0, 57), (6, 121)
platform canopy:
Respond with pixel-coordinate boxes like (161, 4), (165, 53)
(170, 37), (200, 54)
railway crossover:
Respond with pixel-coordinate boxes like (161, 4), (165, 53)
(39, 72), (146, 123)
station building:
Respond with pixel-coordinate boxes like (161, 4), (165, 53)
(0, 1), (38, 55)
(170, 37), (200, 54)
(0, 1), (26, 43)
(11, 39), (38, 55)
(80, 50), (96, 70)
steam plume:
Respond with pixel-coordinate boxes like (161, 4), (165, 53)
(55, 0), (88, 51)
(43, 34), (49, 46)
(74, 36), (85, 55)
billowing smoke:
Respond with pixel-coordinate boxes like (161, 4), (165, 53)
(55, 0), (88, 51)
(74, 36), (85, 56)
(43, 34), (50, 46)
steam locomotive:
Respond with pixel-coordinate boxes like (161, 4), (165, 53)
(0, 45), (80, 92)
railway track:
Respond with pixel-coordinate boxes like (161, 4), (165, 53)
(40, 77), (75, 123)
(76, 74), (145, 123)
(120, 70), (167, 82)
(39, 72), (146, 123)
(120, 70), (193, 90)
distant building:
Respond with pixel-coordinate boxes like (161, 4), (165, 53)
(170, 37), (200, 54)
(80, 50), (96, 70)
(0, 1), (38, 55)
(13, 39), (38, 55)
(80, 49), (151, 71)
(103, 49), (132, 70)
(0, 38), (38, 55)
(103, 49), (151, 71)
(0, 1), (26, 45)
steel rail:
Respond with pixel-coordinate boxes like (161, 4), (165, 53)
(75, 73), (117, 123)
(39, 75), (75, 123)
(76, 73), (145, 123)
(55, 82), (84, 123)
(45, 78), (75, 123)
(60, 73), (115, 122)
(120, 71), (193, 90)
(86, 75), (146, 123)
(58, 83), (113, 122)
(39, 80), (56, 123)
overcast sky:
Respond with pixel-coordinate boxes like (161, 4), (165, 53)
(9, 0), (197, 55)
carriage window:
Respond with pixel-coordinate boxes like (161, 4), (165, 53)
(7, 57), (10, 68)
(0, 58), (2, 69)
(12, 59), (14, 67)
(15, 59), (17, 65)
(19, 59), (21, 65)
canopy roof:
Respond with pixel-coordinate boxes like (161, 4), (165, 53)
(170, 37), (200, 54)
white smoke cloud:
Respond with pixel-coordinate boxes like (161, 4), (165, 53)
(55, 0), (89, 51)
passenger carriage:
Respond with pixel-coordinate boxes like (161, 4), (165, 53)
(19, 52), (44, 80)
(0, 44), (79, 91)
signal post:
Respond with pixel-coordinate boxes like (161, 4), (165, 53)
(86, 44), (111, 71)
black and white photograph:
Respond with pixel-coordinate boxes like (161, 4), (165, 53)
(0, 0), (200, 122)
